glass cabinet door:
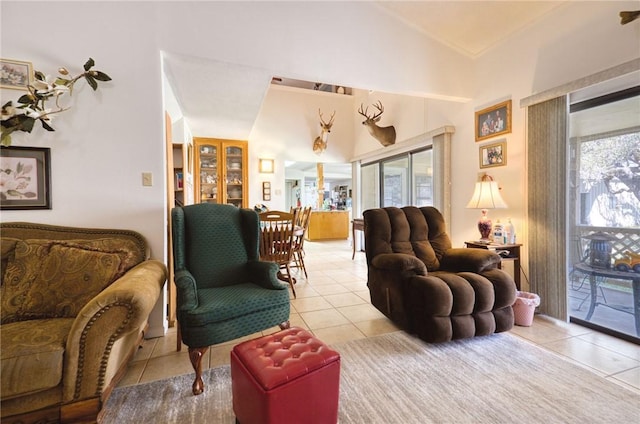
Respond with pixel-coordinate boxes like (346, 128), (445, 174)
(194, 138), (248, 208)
(198, 143), (218, 204)
(224, 144), (244, 207)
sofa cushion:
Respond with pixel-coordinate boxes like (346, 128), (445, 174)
(1, 239), (130, 323)
(1, 237), (20, 279)
(0, 318), (74, 398)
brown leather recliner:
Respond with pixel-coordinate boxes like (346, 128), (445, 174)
(363, 206), (516, 343)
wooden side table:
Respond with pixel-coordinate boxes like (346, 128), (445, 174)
(465, 241), (522, 290)
(352, 218), (364, 260)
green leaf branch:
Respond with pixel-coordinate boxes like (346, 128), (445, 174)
(1, 58), (111, 146)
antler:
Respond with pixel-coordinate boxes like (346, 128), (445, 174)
(358, 101), (384, 121)
(357, 103), (370, 118)
(370, 100), (384, 120)
(319, 109), (336, 126)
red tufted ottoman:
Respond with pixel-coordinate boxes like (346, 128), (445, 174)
(231, 327), (340, 424)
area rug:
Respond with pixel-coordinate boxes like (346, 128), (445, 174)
(102, 331), (639, 423)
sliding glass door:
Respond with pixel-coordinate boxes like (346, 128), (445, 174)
(361, 148), (433, 211)
(568, 87), (640, 341)
(412, 149), (433, 206)
(361, 163), (380, 212)
(382, 156), (409, 207)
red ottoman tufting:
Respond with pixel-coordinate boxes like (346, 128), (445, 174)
(231, 327), (341, 424)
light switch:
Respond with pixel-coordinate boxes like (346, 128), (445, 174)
(142, 172), (153, 186)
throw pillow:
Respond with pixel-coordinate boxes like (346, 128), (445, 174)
(1, 240), (127, 324)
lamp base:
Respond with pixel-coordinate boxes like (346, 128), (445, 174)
(477, 209), (492, 242)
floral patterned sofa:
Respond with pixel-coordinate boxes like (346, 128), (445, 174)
(0, 222), (167, 424)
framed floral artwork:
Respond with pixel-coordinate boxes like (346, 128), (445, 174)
(479, 140), (507, 169)
(0, 58), (33, 90)
(475, 100), (512, 142)
(0, 146), (51, 209)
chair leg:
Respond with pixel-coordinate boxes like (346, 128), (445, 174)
(297, 250), (308, 280)
(279, 320), (291, 330)
(188, 346), (209, 395)
(176, 323), (182, 352)
(284, 264), (296, 298)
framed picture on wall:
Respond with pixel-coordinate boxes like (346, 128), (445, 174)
(0, 146), (52, 210)
(475, 100), (512, 142)
(479, 140), (507, 169)
(262, 181), (271, 201)
(0, 58), (33, 90)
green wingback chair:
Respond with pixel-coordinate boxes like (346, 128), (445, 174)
(171, 203), (291, 395)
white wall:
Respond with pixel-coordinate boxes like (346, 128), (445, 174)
(249, 86), (355, 211)
(452, 1), (640, 290)
(2, 1), (638, 324)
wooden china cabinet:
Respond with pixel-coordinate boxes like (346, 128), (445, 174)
(193, 138), (248, 208)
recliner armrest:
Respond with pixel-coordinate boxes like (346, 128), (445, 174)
(371, 253), (428, 276)
(439, 248), (501, 273)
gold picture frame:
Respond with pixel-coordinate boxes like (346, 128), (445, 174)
(475, 100), (512, 142)
(479, 140), (507, 169)
(0, 58), (33, 90)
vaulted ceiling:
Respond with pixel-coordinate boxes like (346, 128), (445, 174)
(375, 1), (566, 58)
(163, 1), (569, 139)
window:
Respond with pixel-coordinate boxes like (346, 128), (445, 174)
(361, 148), (433, 210)
(361, 163), (379, 212)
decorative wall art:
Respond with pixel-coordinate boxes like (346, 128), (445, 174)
(479, 140), (507, 169)
(0, 146), (51, 209)
(0, 58), (33, 90)
(262, 181), (271, 201)
(1, 57), (111, 146)
(357, 101), (396, 147)
(475, 100), (512, 142)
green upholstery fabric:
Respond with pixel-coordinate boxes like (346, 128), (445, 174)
(171, 203), (290, 349)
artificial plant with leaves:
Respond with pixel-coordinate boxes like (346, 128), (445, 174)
(1, 58), (111, 146)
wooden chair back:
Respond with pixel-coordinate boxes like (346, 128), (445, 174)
(259, 210), (298, 265)
(295, 206), (312, 249)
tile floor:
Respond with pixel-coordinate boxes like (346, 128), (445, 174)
(118, 239), (640, 395)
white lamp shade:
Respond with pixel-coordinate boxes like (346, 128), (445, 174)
(466, 181), (508, 209)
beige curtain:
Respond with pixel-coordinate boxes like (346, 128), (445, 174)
(527, 96), (567, 320)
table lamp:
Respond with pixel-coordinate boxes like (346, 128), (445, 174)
(466, 173), (507, 242)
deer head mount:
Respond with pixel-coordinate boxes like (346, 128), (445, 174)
(312, 109), (335, 155)
(358, 101), (396, 147)
(620, 10), (640, 24)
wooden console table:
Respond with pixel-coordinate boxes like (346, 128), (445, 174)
(352, 218), (364, 260)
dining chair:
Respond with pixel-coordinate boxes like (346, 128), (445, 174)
(291, 206), (312, 280)
(259, 210), (300, 298)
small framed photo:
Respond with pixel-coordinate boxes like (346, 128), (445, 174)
(0, 58), (34, 90)
(0, 146), (52, 210)
(262, 181), (271, 201)
(475, 100), (511, 142)
(479, 140), (507, 169)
